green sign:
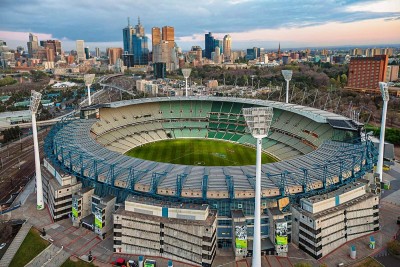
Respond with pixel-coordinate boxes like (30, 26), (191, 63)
(95, 216), (102, 229)
(72, 207), (78, 218)
(235, 238), (247, 248)
(276, 235), (288, 245)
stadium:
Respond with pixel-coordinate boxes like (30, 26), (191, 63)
(43, 96), (378, 262)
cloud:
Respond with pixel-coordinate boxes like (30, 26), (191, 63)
(0, 0), (399, 50)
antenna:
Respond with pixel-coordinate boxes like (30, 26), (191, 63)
(128, 17), (130, 27)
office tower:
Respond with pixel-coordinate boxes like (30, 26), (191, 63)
(42, 40), (62, 61)
(123, 18), (135, 54)
(213, 46), (221, 64)
(223, 34), (231, 59)
(133, 35), (149, 65)
(382, 48), (393, 56)
(95, 47), (100, 58)
(0, 40), (8, 53)
(27, 33), (39, 57)
(205, 32), (215, 59)
(214, 39), (223, 55)
(107, 47), (123, 65)
(153, 41), (170, 63)
(76, 40), (85, 61)
(151, 27), (161, 61)
(135, 17), (145, 37)
(162, 26), (174, 50)
(347, 55), (388, 90)
(85, 47), (90, 59)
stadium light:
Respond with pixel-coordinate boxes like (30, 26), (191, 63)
(84, 74), (95, 105)
(376, 82), (389, 182)
(182, 68), (192, 97)
(281, 70), (293, 104)
(30, 90), (44, 210)
(242, 107), (273, 267)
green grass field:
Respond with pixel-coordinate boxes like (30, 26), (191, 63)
(9, 228), (49, 267)
(125, 139), (277, 166)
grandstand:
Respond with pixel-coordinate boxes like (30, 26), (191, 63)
(45, 96), (377, 217)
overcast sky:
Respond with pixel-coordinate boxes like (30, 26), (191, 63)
(1, 0), (399, 51)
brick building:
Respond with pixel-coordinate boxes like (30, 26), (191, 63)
(347, 55), (388, 90)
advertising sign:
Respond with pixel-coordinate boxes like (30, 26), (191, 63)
(276, 235), (288, 245)
(235, 225), (248, 249)
(94, 209), (102, 229)
(72, 198), (78, 218)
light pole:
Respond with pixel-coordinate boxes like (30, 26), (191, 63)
(182, 68), (192, 97)
(30, 90), (44, 210)
(243, 107), (273, 267)
(281, 70), (293, 104)
(376, 82), (389, 182)
(84, 74), (95, 105)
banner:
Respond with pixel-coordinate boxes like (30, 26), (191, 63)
(276, 235), (288, 245)
(72, 198), (78, 218)
(235, 225), (247, 248)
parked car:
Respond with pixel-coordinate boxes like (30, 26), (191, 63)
(0, 243), (6, 250)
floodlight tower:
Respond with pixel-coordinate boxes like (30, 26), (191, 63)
(243, 107), (273, 267)
(281, 70), (293, 104)
(376, 82), (389, 182)
(84, 74), (95, 105)
(181, 68), (192, 97)
(30, 90), (44, 210)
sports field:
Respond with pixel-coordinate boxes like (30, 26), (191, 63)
(125, 139), (277, 166)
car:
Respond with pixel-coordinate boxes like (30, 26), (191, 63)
(0, 243), (6, 250)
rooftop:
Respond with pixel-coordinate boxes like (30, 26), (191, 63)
(305, 182), (366, 204)
(115, 205), (216, 226)
(126, 195), (208, 211)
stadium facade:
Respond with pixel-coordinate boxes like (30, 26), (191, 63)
(43, 96), (379, 265)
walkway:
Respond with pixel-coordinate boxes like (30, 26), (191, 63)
(25, 243), (71, 267)
(0, 222), (32, 267)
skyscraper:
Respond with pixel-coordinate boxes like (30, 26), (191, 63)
(95, 47), (100, 58)
(27, 33), (39, 57)
(214, 39), (223, 54)
(223, 34), (231, 60)
(123, 18), (135, 54)
(151, 27), (161, 61)
(107, 47), (123, 65)
(162, 26), (174, 50)
(205, 32), (214, 59)
(133, 35), (149, 65)
(84, 47), (90, 59)
(76, 40), (85, 61)
(135, 17), (145, 37)
(42, 40), (62, 61)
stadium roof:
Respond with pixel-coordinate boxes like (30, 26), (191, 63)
(103, 96), (350, 124)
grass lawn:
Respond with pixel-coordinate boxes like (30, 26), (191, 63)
(9, 228), (49, 267)
(125, 139), (277, 166)
(61, 257), (97, 267)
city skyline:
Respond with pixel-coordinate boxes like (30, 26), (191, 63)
(1, 0), (400, 51)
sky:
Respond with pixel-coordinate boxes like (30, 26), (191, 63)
(0, 0), (400, 51)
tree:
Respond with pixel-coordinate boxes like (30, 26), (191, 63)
(0, 222), (13, 241)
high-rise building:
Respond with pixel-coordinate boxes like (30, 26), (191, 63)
(27, 33), (39, 57)
(42, 40), (62, 61)
(151, 27), (161, 62)
(153, 41), (170, 63)
(135, 17), (145, 37)
(84, 47), (90, 59)
(205, 32), (215, 59)
(162, 26), (174, 50)
(347, 55), (388, 90)
(214, 39), (223, 55)
(107, 47), (123, 65)
(223, 34), (231, 60)
(133, 35), (149, 65)
(76, 40), (85, 61)
(95, 47), (100, 58)
(351, 48), (363, 56)
(123, 18), (135, 54)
